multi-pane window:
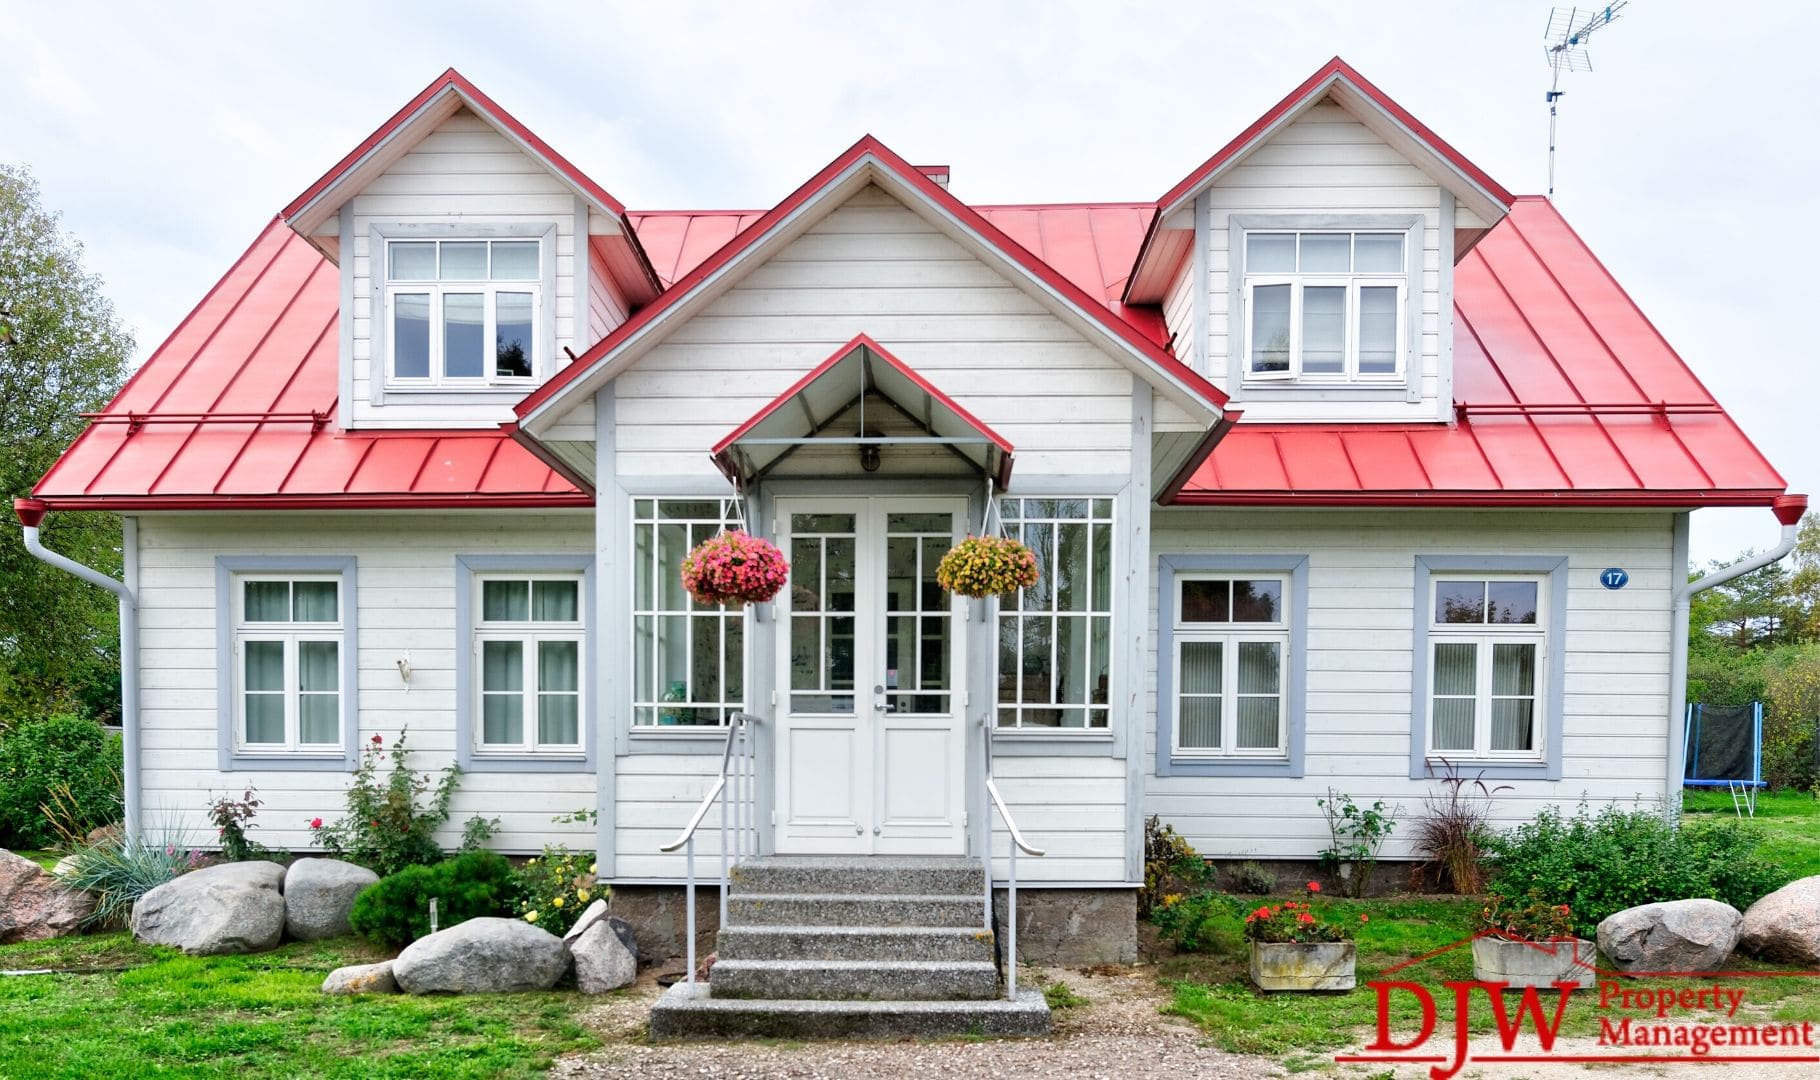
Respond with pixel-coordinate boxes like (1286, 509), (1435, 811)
(632, 500), (746, 727)
(1243, 230), (1406, 381)
(1428, 578), (1543, 758)
(473, 575), (583, 751)
(997, 498), (1114, 729)
(234, 577), (343, 751)
(386, 238), (540, 385)
(1173, 576), (1288, 756)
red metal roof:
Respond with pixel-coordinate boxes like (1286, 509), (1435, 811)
(32, 219), (589, 511)
(1168, 197), (1787, 506)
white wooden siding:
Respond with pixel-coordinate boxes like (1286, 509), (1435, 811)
(1143, 509), (1676, 859)
(135, 511), (596, 853)
(988, 756), (1128, 883)
(1162, 261), (1198, 373)
(348, 109), (581, 430)
(611, 184), (1137, 481)
(1206, 101), (1448, 423)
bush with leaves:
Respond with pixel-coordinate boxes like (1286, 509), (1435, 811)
(1140, 815), (1211, 916)
(514, 845), (601, 935)
(348, 851), (517, 947)
(309, 730), (489, 876)
(206, 787), (282, 863)
(1316, 789), (1399, 898)
(1485, 802), (1787, 936)
(0, 714), (122, 848)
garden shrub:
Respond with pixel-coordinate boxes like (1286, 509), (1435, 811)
(1317, 788), (1398, 897)
(1485, 802), (1786, 936)
(310, 730), (492, 877)
(0, 713), (122, 848)
(513, 844), (600, 935)
(1225, 860), (1276, 895)
(1141, 815), (1211, 915)
(348, 850), (516, 946)
(1150, 891), (1245, 954)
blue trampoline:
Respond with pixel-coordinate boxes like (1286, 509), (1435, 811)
(1683, 702), (1765, 817)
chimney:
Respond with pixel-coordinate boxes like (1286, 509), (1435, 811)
(915, 165), (950, 191)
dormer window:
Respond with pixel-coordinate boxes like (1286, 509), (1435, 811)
(385, 238), (542, 386)
(1242, 230), (1407, 382)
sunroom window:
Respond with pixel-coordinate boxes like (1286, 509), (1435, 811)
(1172, 576), (1289, 756)
(1427, 577), (1544, 759)
(997, 498), (1114, 729)
(386, 238), (541, 385)
(632, 499), (747, 728)
(1243, 230), (1406, 381)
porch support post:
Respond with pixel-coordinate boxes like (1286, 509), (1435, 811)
(594, 385), (622, 876)
(1123, 380), (1154, 884)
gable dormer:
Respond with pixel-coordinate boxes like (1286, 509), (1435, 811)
(282, 70), (659, 429)
(1130, 59), (1514, 424)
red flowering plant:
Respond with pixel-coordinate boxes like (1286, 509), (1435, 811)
(1242, 881), (1358, 944)
(680, 530), (790, 606)
(935, 534), (1040, 598)
(1480, 891), (1578, 942)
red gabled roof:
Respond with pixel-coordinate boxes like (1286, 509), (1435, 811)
(31, 219), (588, 511)
(1169, 198), (1786, 506)
(515, 135), (1226, 425)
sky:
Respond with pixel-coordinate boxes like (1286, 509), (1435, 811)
(4, 1), (1813, 564)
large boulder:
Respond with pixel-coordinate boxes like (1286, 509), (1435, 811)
(130, 861), (286, 955)
(322, 960), (398, 995)
(1597, 899), (1741, 973)
(0, 849), (93, 942)
(563, 898), (638, 963)
(283, 858), (377, 941)
(1738, 876), (1820, 965)
(570, 919), (637, 993)
(392, 917), (570, 994)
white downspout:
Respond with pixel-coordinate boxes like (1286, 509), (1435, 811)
(14, 498), (140, 841)
(1666, 494), (1807, 821)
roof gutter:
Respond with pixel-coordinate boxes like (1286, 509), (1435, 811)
(1665, 493), (1807, 822)
(14, 498), (141, 842)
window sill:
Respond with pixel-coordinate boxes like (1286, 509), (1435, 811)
(1413, 756), (1555, 781)
(625, 728), (733, 755)
(226, 751), (355, 772)
(1158, 755), (1302, 778)
(992, 730), (1114, 757)
(464, 751), (591, 774)
(1236, 383), (1411, 402)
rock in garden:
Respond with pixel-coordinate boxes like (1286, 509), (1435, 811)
(392, 917), (570, 994)
(1738, 876), (1820, 965)
(571, 918), (637, 993)
(563, 898), (638, 963)
(1597, 898), (1741, 973)
(0, 848), (93, 943)
(130, 860), (286, 955)
(283, 858), (378, 941)
(322, 960), (398, 994)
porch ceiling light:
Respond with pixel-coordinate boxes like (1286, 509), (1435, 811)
(857, 429), (881, 472)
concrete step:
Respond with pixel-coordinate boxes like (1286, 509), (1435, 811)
(710, 958), (1000, 1001)
(717, 924), (995, 963)
(728, 893), (983, 928)
(649, 981), (1051, 1039)
(729, 856), (984, 896)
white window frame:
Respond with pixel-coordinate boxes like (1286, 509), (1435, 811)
(996, 497), (1116, 732)
(1242, 230), (1408, 383)
(630, 498), (749, 730)
(1425, 576), (1547, 762)
(383, 238), (544, 389)
(471, 572), (586, 754)
(1170, 574), (1290, 758)
(231, 574), (345, 754)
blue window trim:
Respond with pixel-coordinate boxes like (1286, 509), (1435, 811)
(215, 556), (360, 772)
(1155, 554), (1308, 777)
(1410, 554), (1568, 781)
(455, 554), (596, 773)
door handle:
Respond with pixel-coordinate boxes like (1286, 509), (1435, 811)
(873, 685), (896, 713)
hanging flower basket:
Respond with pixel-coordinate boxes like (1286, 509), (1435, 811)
(680, 530), (790, 606)
(935, 534), (1040, 598)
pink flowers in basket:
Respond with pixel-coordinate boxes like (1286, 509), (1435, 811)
(680, 530), (790, 605)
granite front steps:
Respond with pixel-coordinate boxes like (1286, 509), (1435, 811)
(647, 856), (1050, 1038)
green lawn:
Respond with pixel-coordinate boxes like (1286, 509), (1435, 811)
(1683, 787), (1820, 878)
(16, 851), (60, 872)
(0, 934), (599, 1079)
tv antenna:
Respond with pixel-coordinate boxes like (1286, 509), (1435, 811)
(1543, 3), (1627, 196)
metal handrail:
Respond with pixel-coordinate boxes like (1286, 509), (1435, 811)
(658, 711), (757, 989)
(979, 716), (1043, 1000)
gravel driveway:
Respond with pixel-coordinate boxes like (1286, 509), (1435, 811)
(553, 965), (1283, 1079)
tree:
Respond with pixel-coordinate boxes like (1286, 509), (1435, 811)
(1689, 549), (1796, 651)
(0, 164), (133, 729)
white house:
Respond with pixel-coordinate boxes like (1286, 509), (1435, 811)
(18, 60), (1800, 990)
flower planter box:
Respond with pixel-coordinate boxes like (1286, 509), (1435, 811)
(1248, 941), (1357, 992)
(1470, 936), (1597, 989)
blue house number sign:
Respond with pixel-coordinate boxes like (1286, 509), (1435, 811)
(1601, 568), (1629, 590)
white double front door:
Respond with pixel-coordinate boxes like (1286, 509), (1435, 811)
(774, 497), (968, 855)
